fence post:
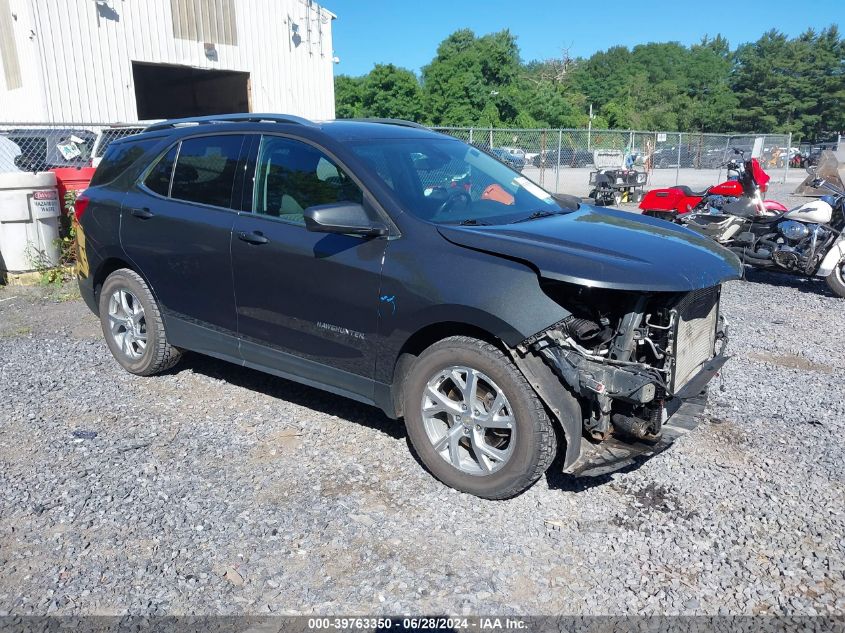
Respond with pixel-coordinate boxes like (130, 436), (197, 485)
(784, 132), (792, 184)
(555, 129), (562, 193)
(488, 127), (493, 150)
(469, 127), (473, 145)
(675, 133), (682, 185)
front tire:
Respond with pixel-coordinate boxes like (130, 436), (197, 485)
(99, 268), (182, 376)
(825, 258), (845, 298)
(402, 336), (557, 499)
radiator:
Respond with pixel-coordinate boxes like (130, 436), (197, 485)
(671, 286), (720, 393)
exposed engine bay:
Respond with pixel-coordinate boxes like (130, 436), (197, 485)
(516, 282), (727, 452)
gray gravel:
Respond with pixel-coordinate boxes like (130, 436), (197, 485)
(0, 272), (843, 617)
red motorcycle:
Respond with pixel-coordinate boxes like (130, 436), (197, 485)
(639, 150), (787, 220)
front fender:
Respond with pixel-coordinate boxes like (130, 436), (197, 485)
(816, 238), (845, 277)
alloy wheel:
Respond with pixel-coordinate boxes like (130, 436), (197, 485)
(107, 289), (147, 360)
(420, 366), (516, 476)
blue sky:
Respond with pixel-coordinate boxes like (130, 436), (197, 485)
(327, 0), (843, 76)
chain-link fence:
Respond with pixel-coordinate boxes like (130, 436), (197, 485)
(0, 123), (149, 172)
(1, 121), (796, 199)
(433, 126), (795, 197)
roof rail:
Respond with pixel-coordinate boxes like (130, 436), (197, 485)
(345, 118), (429, 130)
(144, 113), (315, 132)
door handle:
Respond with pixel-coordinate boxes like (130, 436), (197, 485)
(238, 230), (269, 245)
(130, 207), (154, 219)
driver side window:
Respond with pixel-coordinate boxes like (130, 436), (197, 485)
(252, 136), (363, 225)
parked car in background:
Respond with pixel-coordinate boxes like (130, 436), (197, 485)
(652, 146), (696, 169)
(92, 126), (146, 167)
(532, 147), (593, 168)
(490, 147), (525, 171)
(77, 114), (741, 499)
(498, 146), (526, 161)
(806, 144), (838, 167)
(0, 128), (96, 172)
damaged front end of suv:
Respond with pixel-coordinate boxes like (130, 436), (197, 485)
(438, 206), (743, 477)
(513, 282), (729, 476)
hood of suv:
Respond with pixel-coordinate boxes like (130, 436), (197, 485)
(437, 205), (742, 292)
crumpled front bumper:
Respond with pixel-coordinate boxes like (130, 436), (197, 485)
(565, 391), (709, 477)
(563, 349), (728, 477)
(516, 316), (729, 478)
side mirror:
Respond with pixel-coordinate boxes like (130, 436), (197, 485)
(303, 202), (388, 237)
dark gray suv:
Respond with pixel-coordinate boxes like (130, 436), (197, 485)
(75, 114), (741, 499)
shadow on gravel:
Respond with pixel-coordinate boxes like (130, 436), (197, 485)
(172, 354), (668, 496)
(742, 268), (837, 298)
(544, 453), (649, 493)
(174, 353), (406, 440)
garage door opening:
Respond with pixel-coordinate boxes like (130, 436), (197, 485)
(133, 62), (250, 120)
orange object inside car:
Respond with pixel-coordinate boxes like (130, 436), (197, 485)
(480, 183), (514, 205)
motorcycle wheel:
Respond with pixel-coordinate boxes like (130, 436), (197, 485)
(825, 257), (845, 298)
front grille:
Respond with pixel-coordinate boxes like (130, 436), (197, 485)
(671, 286), (720, 392)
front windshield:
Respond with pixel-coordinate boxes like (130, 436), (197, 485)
(350, 138), (569, 224)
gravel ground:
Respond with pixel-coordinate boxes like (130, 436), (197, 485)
(1, 267), (844, 617)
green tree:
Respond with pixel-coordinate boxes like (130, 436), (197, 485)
(421, 29), (521, 126)
(334, 75), (364, 118)
(359, 64), (423, 120)
(730, 27), (845, 139)
(335, 26), (844, 138)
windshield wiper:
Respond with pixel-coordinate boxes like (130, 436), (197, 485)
(509, 209), (565, 224)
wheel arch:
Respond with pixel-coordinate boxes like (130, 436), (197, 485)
(388, 321), (507, 419)
(386, 319), (581, 471)
(92, 257), (160, 313)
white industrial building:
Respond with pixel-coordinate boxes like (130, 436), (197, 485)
(0, 0), (337, 122)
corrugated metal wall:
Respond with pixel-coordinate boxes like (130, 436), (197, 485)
(0, 0), (22, 90)
(0, 0), (336, 122)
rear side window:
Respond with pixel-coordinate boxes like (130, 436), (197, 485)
(90, 139), (157, 187)
(144, 145), (177, 196)
(169, 135), (246, 208)
(94, 128), (145, 158)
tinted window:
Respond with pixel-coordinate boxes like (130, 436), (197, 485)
(144, 145), (178, 197)
(94, 128), (146, 158)
(91, 139), (157, 187)
(170, 135), (246, 208)
(252, 136), (363, 224)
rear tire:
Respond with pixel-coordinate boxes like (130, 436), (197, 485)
(99, 268), (182, 376)
(402, 336), (557, 499)
(825, 259), (845, 298)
